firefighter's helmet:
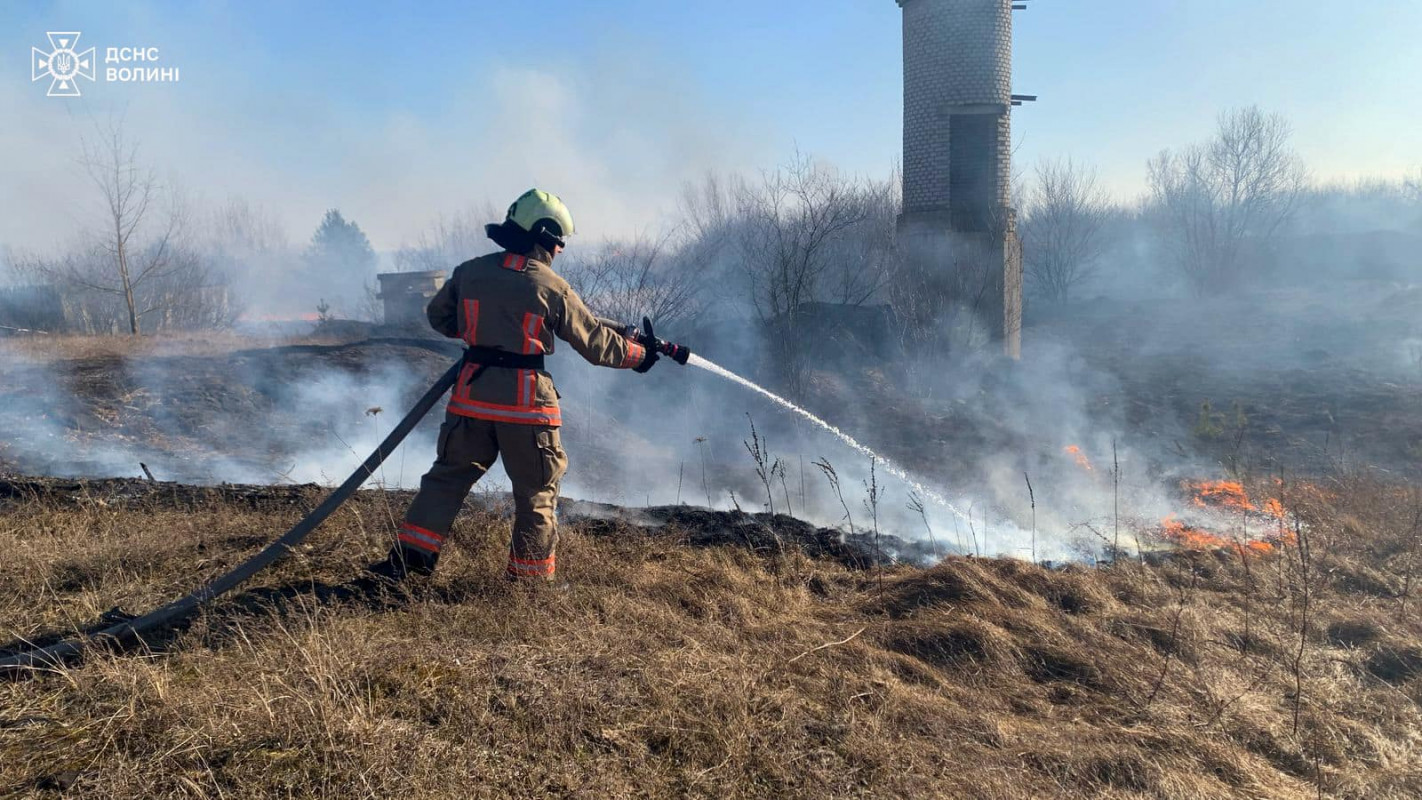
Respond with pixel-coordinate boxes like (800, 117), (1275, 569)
(505, 189), (575, 250)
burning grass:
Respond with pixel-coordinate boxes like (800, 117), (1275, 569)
(1149, 478), (1305, 556)
(2, 473), (1422, 798)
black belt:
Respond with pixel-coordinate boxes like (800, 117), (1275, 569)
(462, 346), (545, 370)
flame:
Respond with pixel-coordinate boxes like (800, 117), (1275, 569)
(1064, 445), (1094, 472)
(1150, 478), (1304, 555)
(1188, 480), (1255, 511)
(1159, 514), (1278, 555)
(1160, 514), (1229, 550)
(1184, 479), (1292, 520)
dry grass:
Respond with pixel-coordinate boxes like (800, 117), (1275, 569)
(3, 475), (1422, 798)
(0, 330), (358, 365)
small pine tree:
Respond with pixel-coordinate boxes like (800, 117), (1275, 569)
(303, 210), (377, 313)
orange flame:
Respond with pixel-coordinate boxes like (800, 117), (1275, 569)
(1064, 445), (1093, 472)
(1152, 478), (1303, 555)
(1188, 480), (1255, 512)
(1160, 514), (1278, 555)
(1160, 514), (1229, 550)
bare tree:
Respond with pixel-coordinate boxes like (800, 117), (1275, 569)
(732, 153), (872, 389)
(76, 117), (187, 334)
(560, 233), (707, 328)
(676, 171), (747, 316)
(15, 117), (235, 334)
(202, 197), (289, 318)
(394, 205), (497, 273)
(1147, 106), (1308, 295)
(679, 171), (734, 245)
(207, 196), (289, 260)
(1020, 158), (1113, 302)
(735, 153), (871, 322)
(822, 174), (899, 306)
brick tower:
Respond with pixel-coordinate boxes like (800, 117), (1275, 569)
(893, 0), (1023, 358)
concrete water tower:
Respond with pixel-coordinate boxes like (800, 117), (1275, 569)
(892, 0), (1029, 358)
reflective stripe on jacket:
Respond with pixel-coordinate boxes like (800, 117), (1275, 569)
(426, 250), (648, 426)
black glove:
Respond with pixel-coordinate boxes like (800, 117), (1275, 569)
(633, 347), (660, 373)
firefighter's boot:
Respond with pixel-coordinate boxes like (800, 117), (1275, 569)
(365, 543), (437, 584)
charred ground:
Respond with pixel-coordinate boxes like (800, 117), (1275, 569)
(5, 281), (1421, 493)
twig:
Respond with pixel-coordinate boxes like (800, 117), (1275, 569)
(777, 459), (793, 518)
(139, 463), (156, 482)
(1024, 471), (1036, 565)
(814, 457), (854, 535)
(966, 502), (981, 557)
(1144, 566), (1198, 707)
(863, 458), (882, 590)
(1113, 438), (1122, 562)
(908, 492), (940, 560)
(695, 437), (711, 507)
(744, 414), (775, 515)
(1290, 512), (1311, 736)
(800, 454), (806, 511)
(787, 627), (867, 664)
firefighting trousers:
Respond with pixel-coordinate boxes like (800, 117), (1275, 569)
(399, 413), (568, 579)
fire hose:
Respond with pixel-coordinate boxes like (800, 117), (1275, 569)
(0, 358), (462, 674)
(0, 326), (691, 675)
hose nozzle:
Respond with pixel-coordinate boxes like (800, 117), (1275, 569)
(640, 316), (692, 366)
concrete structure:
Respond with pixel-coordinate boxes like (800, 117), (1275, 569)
(377, 270), (446, 328)
(892, 0), (1023, 357)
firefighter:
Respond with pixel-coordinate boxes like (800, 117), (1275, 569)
(368, 189), (658, 584)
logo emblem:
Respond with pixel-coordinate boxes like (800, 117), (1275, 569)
(32, 32), (95, 97)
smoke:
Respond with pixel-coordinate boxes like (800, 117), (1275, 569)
(3, 138), (1420, 565)
(0, 340), (453, 490)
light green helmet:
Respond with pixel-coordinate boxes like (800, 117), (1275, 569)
(505, 189), (576, 247)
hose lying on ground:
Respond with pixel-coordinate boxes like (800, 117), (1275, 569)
(0, 359), (461, 675)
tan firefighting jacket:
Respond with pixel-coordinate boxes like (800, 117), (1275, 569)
(426, 250), (648, 426)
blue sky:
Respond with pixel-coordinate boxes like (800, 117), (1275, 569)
(2, 0), (1419, 251)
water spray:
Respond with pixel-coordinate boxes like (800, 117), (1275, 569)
(629, 319), (965, 521)
(681, 352), (971, 525)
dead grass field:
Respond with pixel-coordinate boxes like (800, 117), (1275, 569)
(0, 331), (295, 364)
(2, 473), (1421, 798)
